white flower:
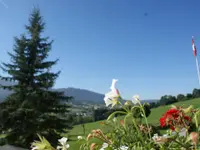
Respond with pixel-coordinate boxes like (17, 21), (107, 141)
(120, 146), (128, 150)
(57, 146), (62, 150)
(31, 146), (39, 150)
(133, 95), (140, 100)
(152, 133), (159, 140)
(113, 117), (117, 122)
(132, 95), (140, 104)
(110, 79), (118, 91)
(163, 134), (168, 138)
(104, 91), (119, 107)
(58, 137), (68, 146)
(100, 143), (109, 150)
(152, 133), (168, 144)
(66, 144), (70, 149)
(104, 79), (120, 107)
(57, 144), (70, 150)
(77, 136), (83, 140)
(179, 128), (187, 137)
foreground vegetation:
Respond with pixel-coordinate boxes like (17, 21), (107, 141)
(66, 98), (200, 149)
(1, 98), (199, 149)
(31, 77), (200, 150)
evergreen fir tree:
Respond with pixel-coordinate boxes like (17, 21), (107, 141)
(0, 8), (73, 148)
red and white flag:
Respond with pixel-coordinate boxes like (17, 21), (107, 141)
(192, 36), (200, 84)
(192, 37), (197, 57)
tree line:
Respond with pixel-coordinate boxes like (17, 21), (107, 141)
(149, 88), (200, 109)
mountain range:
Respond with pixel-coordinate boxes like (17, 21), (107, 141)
(0, 80), (158, 104)
(0, 80), (106, 104)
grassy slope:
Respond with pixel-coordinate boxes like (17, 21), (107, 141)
(67, 120), (105, 149)
(67, 98), (200, 149)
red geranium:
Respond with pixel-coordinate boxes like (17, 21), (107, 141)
(160, 116), (166, 127)
(184, 116), (191, 121)
(160, 108), (191, 130)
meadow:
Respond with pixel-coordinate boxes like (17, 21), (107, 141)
(67, 98), (200, 149)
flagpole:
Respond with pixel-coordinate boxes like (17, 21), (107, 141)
(192, 36), (200, 84)
(195, 57), (200, 84)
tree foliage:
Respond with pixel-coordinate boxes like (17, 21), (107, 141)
(186, 93), (193, 100)
(0, 8), (73, 148)
(177, 94), (185, 101)
(192, 88), (200, 98)
(159, 95), (177, 106)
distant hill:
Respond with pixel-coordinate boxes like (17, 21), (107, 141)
(0, 80), (158, 104)
(55, 88), (159, 104)
(56, 87), (105, 104)
(0, 79), (105, 104)
(0, 80), (13, 102)
(142, 99), (159, 103)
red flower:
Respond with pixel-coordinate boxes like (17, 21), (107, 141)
(160, 116), (166, 127)
(166, 108), (179, 114)
(184, 116), (191, 121)
(160, 108), (179, 128)
(168, 120), (173, 125)
(159, 107), (192, 130)
(170, 125), (175, 130)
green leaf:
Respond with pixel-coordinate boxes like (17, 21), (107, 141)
(194, 110), (200, 129)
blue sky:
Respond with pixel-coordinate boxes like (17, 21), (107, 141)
(0, 0), (200, 100)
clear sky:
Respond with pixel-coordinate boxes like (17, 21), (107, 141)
(0, 0), (200, 100)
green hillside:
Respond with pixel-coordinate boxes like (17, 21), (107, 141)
(67, 98), (200, 149)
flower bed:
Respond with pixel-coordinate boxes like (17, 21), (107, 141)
(31, 79), (200, 150)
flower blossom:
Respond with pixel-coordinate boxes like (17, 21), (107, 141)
(159, 108), (191, 131)
(77, 136), (83, 140)
(179, 128), (187, 137)
(113, 117), (117, 122)
(57, 137), (70, 150)
(120, 146), (129, 150)
(190, 132), (199, 145)
(58, 137), (68, 146)
(31, 146), (39, 150)
(132, 95), (140, 104)
(152, 133), (168, 144)
(104, 79), (120, 107)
